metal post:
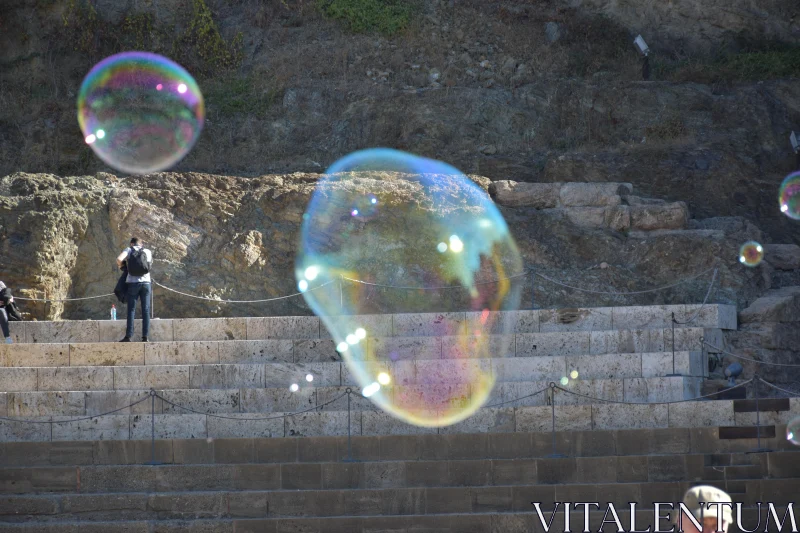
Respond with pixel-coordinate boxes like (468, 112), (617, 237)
(149, 389), (158, 465)
(530, 268), (536, 310)
(748, 376), (772, 454)
(343, 388), (355, 462)
(666, 313), (681, 377)
(547, 382), (566, 458)
(642, 55), (650, 81)
(150, 280), (154, 319)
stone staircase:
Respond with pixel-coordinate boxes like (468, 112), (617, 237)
(1, 304), (798, 532)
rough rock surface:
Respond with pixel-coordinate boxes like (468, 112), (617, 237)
(0, 172), (794, 321)
(764, 244), (800, 271)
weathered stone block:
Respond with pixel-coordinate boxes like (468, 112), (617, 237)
(86, 390), (156, 416)
(114, 366), (190, 390)
(392, 312), (466, 337)
(590, 329), (655, 354)
(612, 305), (677, 329)
(29, 321), (99, 344)
(560, 182), (631, 207)
(679, 304), (737, 330)
(189, 364), (264, 389)
(517, 332), (591, 357)
(0, 367), (38, 392)
(313, 386), (374, 412)
(629, 202), (688, 230)
(2, 343), (69, 367)
(51, 414), (130, 441)
(361, 411), (437, 436)
(493, 356), (565, 382)
(262, 316), (320, 339)
(622, 377), (694, 403)
(69, 342), (145, 366)
(439, 407), (515, 434)
(487, 381), (548, 409)
(516, 405), (592, 432)
(38, 366), (113, 391)
(241, 387), (316, 413)
(145, 341), (219, 365)
(8, 391), (85, 416)
(562, 206), (609, 228)
(442, 334), (515, 359)
(464, 310), (539, 335)
(641, 351), (704, 378)
(264, 362), (339, 388)
(491, 181), (560, 208)
(98, 319), (174, 342)
(592, 403), (668, 429)
(160, 389), (240, 414)
(130, 414), (206, 439)
(218, 340), (293, 364)
(320, 314), (393, 339)
(286, 410), (361, 437)
(206, 414), (284, 439)
(668, 400), (733, 427)
(565, 353), (642, 379)
(173, 318), (247, 341)
(539, 307), (612, 332)
(7, 322), (27, 344)
(293, 339), (340, 364)
(764, 244), (800, 270)
(0, 418), (52, 442)
(372, 336), (441, 361)
(0, 466), (77, 493)
(554, 379), (623, 405)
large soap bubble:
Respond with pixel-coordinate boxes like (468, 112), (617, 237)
(77, 52), (204, 175)
(779, 172), (800, 220)
(296, 148), (523, 427)
(788, 416), (800, 446)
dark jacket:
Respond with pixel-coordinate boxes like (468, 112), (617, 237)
(114, 265), (128, 303)
(0, 287), (22, 321)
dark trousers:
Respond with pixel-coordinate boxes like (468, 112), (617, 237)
(0, 307), (8, 338)
(125, 282), (151, 339)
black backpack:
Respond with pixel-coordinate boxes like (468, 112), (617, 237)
(127, 247), (151, 276)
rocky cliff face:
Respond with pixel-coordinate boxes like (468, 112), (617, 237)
(1, 171), (797, 320)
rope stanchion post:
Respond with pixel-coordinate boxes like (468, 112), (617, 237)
(747, 376), (773, 455)
(149, 389), (160, 465)
(666, 312), (681, 377)
(343, 388), (355, 463)
(530, 267), (536, 310)
(547, 382), (567, 458)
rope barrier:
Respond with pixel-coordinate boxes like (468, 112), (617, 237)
(153, 279), (335, 304)
(705, 341), (800, 368)
(157, 391), (347, 421)
(15, 293), (115, 303)
(551, 377), (755, 406)
(341, 271), (529, 290)
(0, 395), (151, 424)
(484, 386), (549, 408)
(672, 268), (718, 325)
(533, 265), (718, 296)
(758, 377), (800, 397)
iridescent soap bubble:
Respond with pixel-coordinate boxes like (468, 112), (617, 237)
(739, 241), (764, 267)
(77, 52), (204, 174)
(779, 172), (800, 220)
(297, 148), (523, 427)
(788, 416), (800, 446)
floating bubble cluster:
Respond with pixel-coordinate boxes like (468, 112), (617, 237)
(296, 149), (523, 427)
(738, 241), (764, 267)
(77, 52), (204, 174)
(779, 172), (800, 220)
(788, 416), (800, 446)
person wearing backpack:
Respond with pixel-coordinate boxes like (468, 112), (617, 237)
(116, 237), (153, 342)
(0, 281), (22, 344)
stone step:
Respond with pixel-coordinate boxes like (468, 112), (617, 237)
(1, 327), (724, 366)
(2, 430), (797, 467)
(1, 397), (798, 442)
(0, 453), (786, 497)
(6, 304), (736, 344)
(0, 506), (791, 533)
(0, 482), (794, 521)
(0, 351), (705, 391)
(3, 375), (705, 417)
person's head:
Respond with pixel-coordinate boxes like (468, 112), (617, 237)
(679, 486), (732, 533)
(130, 237), (140, 247)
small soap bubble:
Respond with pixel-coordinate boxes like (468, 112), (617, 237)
(570, 370), (579, 380)
(290, 383), (299, 392)
(297, 148), (523, 427)
(560, 376), (569, 386)
(739, 241), (764, 267)
(779, 172), (800, 220)
(787, 416), (800, 445)
(77, 51), (204, 174)
(305, 373), (314, 382)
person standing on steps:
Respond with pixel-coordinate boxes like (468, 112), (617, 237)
(0, 281), (22, 344)
(116, 237), (152, 342)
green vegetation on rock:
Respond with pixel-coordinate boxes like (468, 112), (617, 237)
(174, 0), (244, 75)
(315, 0), (412, 35)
